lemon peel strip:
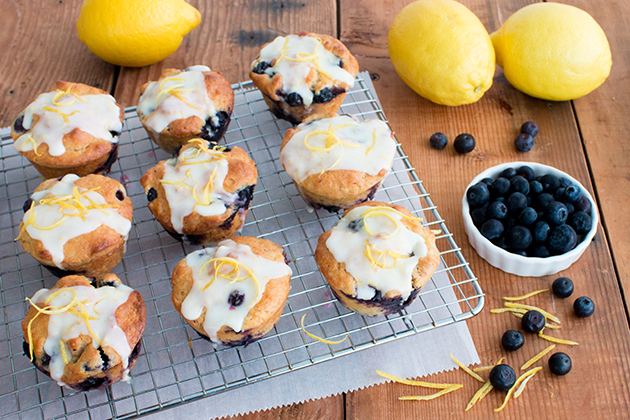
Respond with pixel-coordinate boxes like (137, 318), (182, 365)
(450, 353), (484, 383)
(301, 314), (348, 345)
(465, 380), (493, 411)
(398, 384), (462, 401)
(59, 340), (70, 365)
(503, 302), (560, 324)
(514, 368), (540, 399)
(490, 307), (527, 315)
(494, 367), (542, 412)
(200, 257), (260, 308)
(503, 289), (549, 301)
(42, 106), (79, 123)
(375, 370), (454, 389)
(537, 332), (578, 346)
(21, 135), (42, 156)
(521, 344), (555, 370)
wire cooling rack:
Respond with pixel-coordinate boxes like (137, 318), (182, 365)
(0, 73), (483, 420)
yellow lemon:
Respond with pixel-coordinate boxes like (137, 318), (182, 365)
(491, 3), (612, 101)
(77, 0), (201, 67)
(388, 0), (495, 106)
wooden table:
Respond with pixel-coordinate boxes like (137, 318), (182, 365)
(1, 0), (629, 418)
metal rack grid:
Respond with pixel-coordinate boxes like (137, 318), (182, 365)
(0, 73), (483, 420)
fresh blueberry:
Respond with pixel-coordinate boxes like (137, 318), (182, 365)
(481, 219), (504, 240)
(516, 207), (537, 226)
(513, 250), (528, 256)
(467, 183), (490, 208)
(574, 296), (595, 317)
(516, 166), (536, 181)
(529, 245), (551, 257)
(481, 177), (495, 187)
(521, 310), (546, 333)
(554, 187), (566, 201)
(493, 236), (509, 250)
(529, 180), (543, 195)
(565, 203), (575, 215)
(471, 207), (487, 226)
(227, 291), (245, 307)
(285, 92), (304, 107)
(574, 196), (592, 214)
(489, 364), (516, 391)
(535, 193), (555, 210)
(429, 132), (448, 150)
(510, 176), (530, 195)
(501, 167), (517, 179)
(252, 61), (270, 74)
(454, 133), (475, 154)
(568, 211), (592, 235)
(548, 224), (578, 254)
(147, 188), (157, 202)
(502, 330), (525, 352)
(540, 174), (560, 193)
(495, 196), (506, 203)
(545, 202), (568, 225)
(558, 177), (572, 188)
(505, 226), (533, 250)
(533, 221), (551, 243)
(506, 192), (528, 214)
(515, 133), (534, 152)
(552, 277), (574, 298)
(490, 177), (511, 197)
(520, 121), (539, 137)
(549, 353), (572, 376)
(487, 201), (508, 220)
(563, 185), (582, 203)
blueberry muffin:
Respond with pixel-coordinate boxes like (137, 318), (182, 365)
(280, 114), (395, 212)
(140, 139), (257, 245)
(137, 65), (234, 154)
(171, 236), (292, 345)
(22, 274), (146, 391)
(250, 33), (359, 125)
(11, 81), (124, 179)
(315, 201), (440, 317)
(17, 174), (133, 277)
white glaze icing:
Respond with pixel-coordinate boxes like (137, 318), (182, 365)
(14, 86), (122, 157)
(137, 66), (217, 139)
(180, 239), (292, 343)
(279, 115), (395, 182)
(20, 174), (131, 268)
(29, 283), (133, 387)
(325, 206), (428, 300)
(159, 142), (238, 233)
(257, 35), (355, 106)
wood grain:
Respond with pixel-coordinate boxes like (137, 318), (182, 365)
(0, 0), (115, 127)
(341, 0), (630, 418)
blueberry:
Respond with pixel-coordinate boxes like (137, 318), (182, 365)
(471, 207), (487, 226)
(487, 201), (508, 220)
(545, 202), (568, 225)
(429, 132), (448, 150)
(285, 92), (304, 107)
(516, 207), (537, 226)
(574, 296), (595, 317)
(13, 114), (26, 134)
(490, 177), (511, 197)
(540, 174), (560, 193)
(513, 250), (528, 256)
(147, 188), (157, 202)
(552, 277), (574, 298)
(252, 61), (270, 74)
(535, 193), (555, 210)
(516, 166), (535, 181)
(312, 87), (335, 103)
(502, 330), (525, 351)
(521, 310), (546, 333)
(558, 177), (572, 188)
(520, 121), (539, 137)
(568, 211), (592, 235)
(506, 192), (527, 214)
(515, 133), (534, 152)
(533, 221), (550, 243)
(22, 198), (33, 213)
(115, 190), (125, 201)
(549, 353), (572, 376)
(481, 219), (504, 240)
(547, 224), (578, 254)
(228, 291), (245, 307)
(347, 219), (364, 232)
(493, 236), (508, 250)
(574, 196), (592, 214)
(454, 133), (475, 154)
(554, 188), (566, 201)
(481, 177), (495, 187)
(565, 203), (575, 215)
(495, 196), (506, 203)
(510, 176), (530, 195)
(505, 226), (532, 250)
(529, 180), (543, 195)
(500, 167), (517, 179)
(467, 183), (490, 208)
(529, 245), (551, 257)
(489, 364), (516, 391)
(563, 185), (582, 203)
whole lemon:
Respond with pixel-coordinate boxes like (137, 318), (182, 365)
(77, 0), (201, 68)
(491, 3), (612, 101)
(388, 0), (495, 106)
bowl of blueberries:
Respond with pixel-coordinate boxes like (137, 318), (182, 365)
(462, 162), (598, 277)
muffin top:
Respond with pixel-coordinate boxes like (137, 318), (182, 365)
(175, 238), (292, 343)
(17, 174), (133, 269)
(22, 274), (145, 387)
(251, 33), (358, 106)
(280, 115), (395, 183)
(137, 65), (232, 138)
(12, 81), (123, 157)
(324, 202), (434, 300)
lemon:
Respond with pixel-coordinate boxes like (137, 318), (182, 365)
(77, 0), (201, 68)
(388, 0), (495, 106)
(491, 3), (612, 101)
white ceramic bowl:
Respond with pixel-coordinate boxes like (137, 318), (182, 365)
(462, 162), (598, 277)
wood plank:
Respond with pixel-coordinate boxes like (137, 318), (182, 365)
(561, 0), (630, 303)
(0, 0), (115, 127)
(341, 0), (630, 418)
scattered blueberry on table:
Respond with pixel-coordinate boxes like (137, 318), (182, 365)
(521, 310), (546, 333)
(429, 132), (448, 149)
(552, 277), (574, 298)
(454, 133), (475, 154)
(520, 121), (539, 137)
(489, 364), (517, 391)
(574, 296), (595, 317)
(548, 352), (572, 376)
(501, 330), (525, 352)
